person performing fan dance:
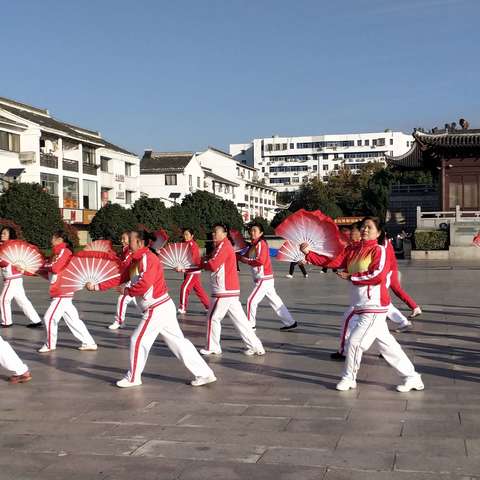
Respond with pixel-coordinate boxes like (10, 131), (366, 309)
(177, 228), (210, 315)
(88, 230), (216, 388)
(0, 227), (43, 328)
(301, 217), (424, 393)
(38, 231), (97, 353)
(238, 222), (297, 331)
(108, 232), (138, 330)
(200, 224), (265, 356)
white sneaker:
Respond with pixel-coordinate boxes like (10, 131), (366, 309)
(397, 374), (424, 393)
(243, 348), (266, 356)
(116, 378), (142, 388)
(336, 378), (357, 391)
(178, 308), (186, 315)
(395, 321), (412, 333)
(409, 307), (422, 318)
(78, 344), (98, 351)
(108, 321), (121, 330)
(304, 274), (309, 278)
(38, 344), (55, 353)
(285, 274), (293, 278)
(190, 375), (217, 387)
(200, 348), (222, 356)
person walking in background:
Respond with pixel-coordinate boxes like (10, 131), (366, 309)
(286, 261), (308, 278)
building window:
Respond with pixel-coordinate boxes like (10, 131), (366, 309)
(266, 144), (273, 152)
(365, 139), (370, 146)
(125, 163), (133, 177)
(0, 130), (20, 153)
(63, 176), (79, 209)
(40, 173), (59, 199)
(197, 177), (201, 188)
(377, 138), (385, 146)
(165, 174), (177, 185)
(390, 138), (394, 145)
(225, 185), (230, 194)
(289, 143), (294, 149)
(189, 175), (192, 187)
(101, 188), (110, 206)
(282, 143), (287, 150)
(313, 165), (318, 171)
(83, 179), (97, 210)
(82, 146), (95, 164)
(357, 140), (362, 146)
(100, 156), (110, 173)
(323, 164), (329, 170)
(334, 164), (339, 170)
(274, 144), (281, 151)
(334, 153), (339, 159)
(245, 195), (248, 201)
(126, 190), (134, 205)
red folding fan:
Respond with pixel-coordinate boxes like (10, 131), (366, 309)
(275, 241), (306, 263)
(157, 242), (194, 270)
(473, 232), (480, 248)
(84, 239), (114, 253)
(0, 240), (45, 275)
(52, 253), (120, 295)
(275, 209), (343, 259)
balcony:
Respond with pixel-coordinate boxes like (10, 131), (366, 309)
(100, 171), (114, 189)
(63, 158), (79, 172)
(83, 163), (97, 175)
(40, 153), (58, 169)
(125, 176), (138, 191)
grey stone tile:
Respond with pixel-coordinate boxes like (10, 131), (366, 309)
(395, 453), (480, 475)
(243, 404), (348, 420)
(176, 413), (291, 431)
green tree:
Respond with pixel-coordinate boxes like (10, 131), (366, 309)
(171, 191), (244, 239)
(0, 182), (65, 248)
(362, 169), (394, 221)
(289, 178), (343, 218)
(131, 196), (171, 232)
(270, 209), (292, 229)
(89, 203), (136, 244)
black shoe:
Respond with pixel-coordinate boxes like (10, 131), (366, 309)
(280, 322), (298, 331)
(26, 323), (43, 329)
(1, 324), (12, 328)
(330, 351), (346, 361)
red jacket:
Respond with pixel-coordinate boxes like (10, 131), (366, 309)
(240, 237), (273, 282)
(99, 246), (169, 310)
(307, 239), (390, 310)
(185, 239), (202, 274)
(44, 243), (73, 298)
(203, 237), (240, 297)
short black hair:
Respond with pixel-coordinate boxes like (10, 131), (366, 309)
(182, 227), (195, 236)
(212, 223), (229, 234)
(248, 221), (264, 234)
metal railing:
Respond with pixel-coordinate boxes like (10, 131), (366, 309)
(83, 163), (97, 175)
(63, 158), (79, 172)
(391, 184), (437, 194)
(40, 153), (58, 169)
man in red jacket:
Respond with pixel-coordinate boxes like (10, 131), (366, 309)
(200, 224), (265, 356)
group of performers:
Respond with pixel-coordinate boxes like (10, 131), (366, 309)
(0, 216), (424, 393)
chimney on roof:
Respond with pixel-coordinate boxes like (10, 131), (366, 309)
(144, 149), (152, 157)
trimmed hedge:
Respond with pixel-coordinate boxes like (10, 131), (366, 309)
(414, 230), (448, 250)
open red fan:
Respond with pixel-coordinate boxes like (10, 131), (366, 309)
(84, 239), (114, 253)
(158, 242), (194, 270)
(275, 209), (343, 259)
(230, 229), (248, 252)
(276, 241), (306, 263)
(0, 240), (45, 275)
(52, 253), (120, 296)
(474, 232), (480, 248)
(152, 229), (169, 250)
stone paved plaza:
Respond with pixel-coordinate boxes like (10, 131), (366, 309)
(0, 260), (479, 479)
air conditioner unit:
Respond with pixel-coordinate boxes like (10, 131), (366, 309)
(19, 151), (36, 164)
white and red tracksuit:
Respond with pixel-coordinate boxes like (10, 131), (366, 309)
(0, 336), (29, 376)
(99, 246), (213, 384)
(43, 243), (96, 349)
(307, 240), (419, 382)
(114, 246), (139, 326)
(179, 240), (210, 311)
(386, 239), (418, 310)
(240, 237), (295, 328)
(203, 237), (264, 353)
(0, 247), (41, 327)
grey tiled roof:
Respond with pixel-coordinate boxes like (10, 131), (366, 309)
(202, 168), (239, 187)
(141, 151), (194, 174)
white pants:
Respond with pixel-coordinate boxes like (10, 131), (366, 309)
(0, 336), (28, 375)
(338, 304), (408, 354)
(247, 278), (295, 328)
(0, 278), (41, 326)
(43, 297), (96, 349)
(126, 297), (214, 383)
(115, 293), (138, 325)
(206, 296), (264, 353)
(342, 310), (417, 381)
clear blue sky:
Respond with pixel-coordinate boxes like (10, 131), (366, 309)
(1, 0), (479, 154)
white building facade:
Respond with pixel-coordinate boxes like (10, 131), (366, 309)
(230, 131), (413, 193)
(140, 147), (279, 222)
(0, 96), (140, 224)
